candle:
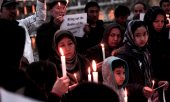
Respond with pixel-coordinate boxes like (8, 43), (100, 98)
(60, 48), (67, 76)
(167, 14), (170, 40)
(58, 2), (61, 6)
(92, 60), (98, 83)
(124, 88), (128, 102)
(152, 80), (155, 89)
(74, 73), (77, 82)
(101, 43), (105, 60)
(88, 67), (92, 82)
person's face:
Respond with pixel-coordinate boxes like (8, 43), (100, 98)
(153, 14), (165, 32)
(87, 6), (99, 22)
(133, 4), (145, 17)
(108, 28), (121, 48)
(161, 2), (170, 14)
(57, 37), (75, 59)
(134, 26), (148, 47)
(113, 66), (125, 86)
(0, 6), (17, 20)
(116, 16), (128, 25)
(50, 2), (66, 18)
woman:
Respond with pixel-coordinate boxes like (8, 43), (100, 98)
(50, 30), (91, 85)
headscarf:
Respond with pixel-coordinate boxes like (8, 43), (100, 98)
(102, 23), (124, 56)
(53, 30), (78, 71)
(102, 56), (129, 102)
(124, 20), (152, 86)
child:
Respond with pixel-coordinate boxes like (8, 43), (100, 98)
(102, 56), (129, 102)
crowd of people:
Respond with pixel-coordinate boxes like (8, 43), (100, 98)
(0, 0), (170, 102)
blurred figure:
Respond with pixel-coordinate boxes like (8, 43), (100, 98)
(113, 5), (130, 34)
(0, 0), (46, 63)
(76, 1), (105, 54)
(132, 1), (147, 20)
(102, 56), (129, 102)
(160, 0), (170, 14)
(36, 0), (67, 61)
(67, 82), (119, 102)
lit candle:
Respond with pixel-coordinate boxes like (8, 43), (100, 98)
(92, 60), (98, 83)
(60, 48), (67, 76)
(124, 88), (128, 102)
(152, 80), (155, 89)
(101, 43), (105, 60)
(74, 73), (77, 82)
(58, 2), (61, 6)
(167, 14), (170, 40)
(88, 67), (92, 82)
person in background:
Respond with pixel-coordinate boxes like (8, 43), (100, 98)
(113, 5), (130, 34)
(84, 23), (124, 82)
(160, 0), (170, 14)
(102, 56), (129, 102)
(132, 1), (147, 20)
(76, 1), (105, 54)
(36, 0), (67, 61)
(144, 6), (170, 102)
(0, 0), (46, 63)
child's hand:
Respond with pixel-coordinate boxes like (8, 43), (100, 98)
(158, 81), (169, 90)
(51, 76), (70, 97)
(143, 86), (154, 98)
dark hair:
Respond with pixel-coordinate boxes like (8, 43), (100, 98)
(114, 5), (130, 17)
(67, 82), (119, 102)
(131, 20), (147, 34)
(26, 61), (57, 94)
(160, 0), (170, 7)
(144, 6), (166, 31)
(132, 1), (147, 11)
(85, 1), (100, 13)
(47, 0), (67, 10)
(112, 60), (125, 71)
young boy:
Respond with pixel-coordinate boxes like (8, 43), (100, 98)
(102, 56), (129, 102)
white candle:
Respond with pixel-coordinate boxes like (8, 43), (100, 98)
(88, 67), (92, 82)
(101, 43), (105, 60)
(74, 73), (77, 82)
(152, 80), (155, 89)
(166, 14), (170, 39)
(58, 2), (61, 6)
(92, 60), (98, 83)
(124, 88), (128, 102)
(60, 48), (67, 76)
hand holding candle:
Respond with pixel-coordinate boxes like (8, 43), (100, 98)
(88, 67), (92, 82)
(60, 48), (67, 76)
(101, 43), (105, 60)
(92, 60), (98, 83)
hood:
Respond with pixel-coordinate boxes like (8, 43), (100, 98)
(102, 56), (129, 91)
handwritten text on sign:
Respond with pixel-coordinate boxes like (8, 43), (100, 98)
(60, 13), (87, 37)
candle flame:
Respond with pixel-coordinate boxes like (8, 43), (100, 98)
(59, 48), (64, 56)
(58, 2), (61, 6)
(125, 88), (128, 96)
(66, 0), (69, 4)
(92, 60), (97, 72)
(88, 67), (91, 74)
(152, 80), (155, 89)
(101, 43), (104, 48)
(74, 73), (77, 80)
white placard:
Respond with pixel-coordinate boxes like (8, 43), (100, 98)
(139, 13), (145, 21)
(60, 13), (87, 37)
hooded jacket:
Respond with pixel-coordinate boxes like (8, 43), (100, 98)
(102, 56), (129, 102)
